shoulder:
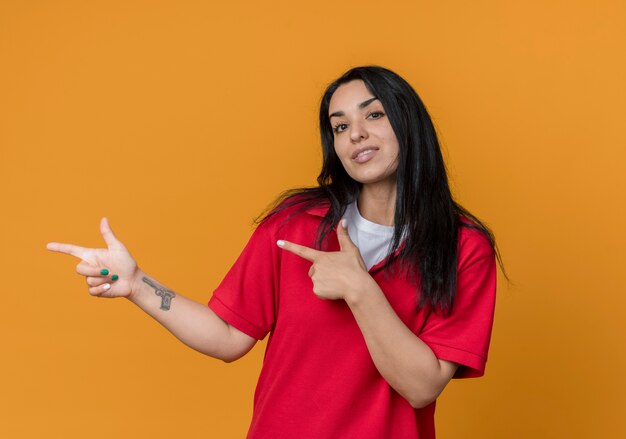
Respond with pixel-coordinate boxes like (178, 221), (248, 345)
(457, 216), (495, 272)
(255, 194), (330, 236)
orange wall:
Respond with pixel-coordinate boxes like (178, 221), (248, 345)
(1, 1), (624, 438)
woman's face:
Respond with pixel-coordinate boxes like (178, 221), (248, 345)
(328, 79), (400, 187)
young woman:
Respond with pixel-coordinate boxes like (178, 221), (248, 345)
(47, 65), (507, 438)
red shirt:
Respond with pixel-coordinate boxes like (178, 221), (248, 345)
(208, 202), (497, 438)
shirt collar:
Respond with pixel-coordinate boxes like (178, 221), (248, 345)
(305, 203), (331, 217)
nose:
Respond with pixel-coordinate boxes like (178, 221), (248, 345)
(349, 120), (368, 142)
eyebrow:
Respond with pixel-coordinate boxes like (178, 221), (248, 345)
(329, 97), (379, 119)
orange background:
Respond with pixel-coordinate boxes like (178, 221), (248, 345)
(1, 1), (625, 438)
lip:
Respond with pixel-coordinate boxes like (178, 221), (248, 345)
(352, 146), (379, 163)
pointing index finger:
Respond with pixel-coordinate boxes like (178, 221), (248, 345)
(277, 240), (320, 262)
(46, 242), (89, 260)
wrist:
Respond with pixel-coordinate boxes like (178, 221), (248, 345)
(127, 268), (145, 303)
(345, 274), (379, 307)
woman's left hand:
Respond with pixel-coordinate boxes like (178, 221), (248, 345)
(277, 219), (374, 302)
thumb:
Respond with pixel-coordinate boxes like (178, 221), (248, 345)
(100, 217), (121, 248)
(337, 218), (357, 252)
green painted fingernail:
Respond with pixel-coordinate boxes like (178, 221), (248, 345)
(111, 274), (119, 281)
(100, 269), (109, 275)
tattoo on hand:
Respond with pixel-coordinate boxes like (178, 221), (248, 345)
(142, 277), (176, 310)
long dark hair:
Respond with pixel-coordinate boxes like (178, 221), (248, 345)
(255, 65), (509, 316)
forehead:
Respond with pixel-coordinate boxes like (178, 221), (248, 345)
(328, 79), (377, 113)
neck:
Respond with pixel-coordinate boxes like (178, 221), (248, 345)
(357, 180), (397, 226)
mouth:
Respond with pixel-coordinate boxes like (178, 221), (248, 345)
(352, 146), (378, 160)
(351, 146), (379, 161)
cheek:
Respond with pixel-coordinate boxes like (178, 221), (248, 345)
(390, 141), (400, 160)
(383, 142), (401, 174)
(333, 141), (351, 162)
(385, 129), (401, 158)
(380, 132), (400, 160)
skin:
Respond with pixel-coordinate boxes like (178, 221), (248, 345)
(277, 79), (460, 408)
(329, 79), (400, 226)
(46, 78), (459, 409)
(46, 219), (256, 362)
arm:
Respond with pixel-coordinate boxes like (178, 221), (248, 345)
(47, 217), (257, 363)
(277, 220), (458, 408)
(345, 279), (458, 408)
(127, 270), (257, 363)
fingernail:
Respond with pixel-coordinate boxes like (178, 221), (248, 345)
(111, 274), (119, 281)
(103, 284), (111, 291)
(100, 269), (109, 275)
(341, 218), (347, 228)
(276, 240), (285, 247)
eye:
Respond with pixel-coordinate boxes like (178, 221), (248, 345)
(333, 122), (348, 134)
(368, 111), (385, 119)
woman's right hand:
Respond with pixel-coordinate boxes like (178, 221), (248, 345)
(47, 217), (141, 299)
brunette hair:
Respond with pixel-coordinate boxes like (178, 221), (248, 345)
(255, 65), (509, 315)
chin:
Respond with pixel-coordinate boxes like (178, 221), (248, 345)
(349, 174), (395, 186)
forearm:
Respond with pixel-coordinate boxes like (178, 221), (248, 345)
(345, 280), (442, 408)
(127, 269), (234, 361)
